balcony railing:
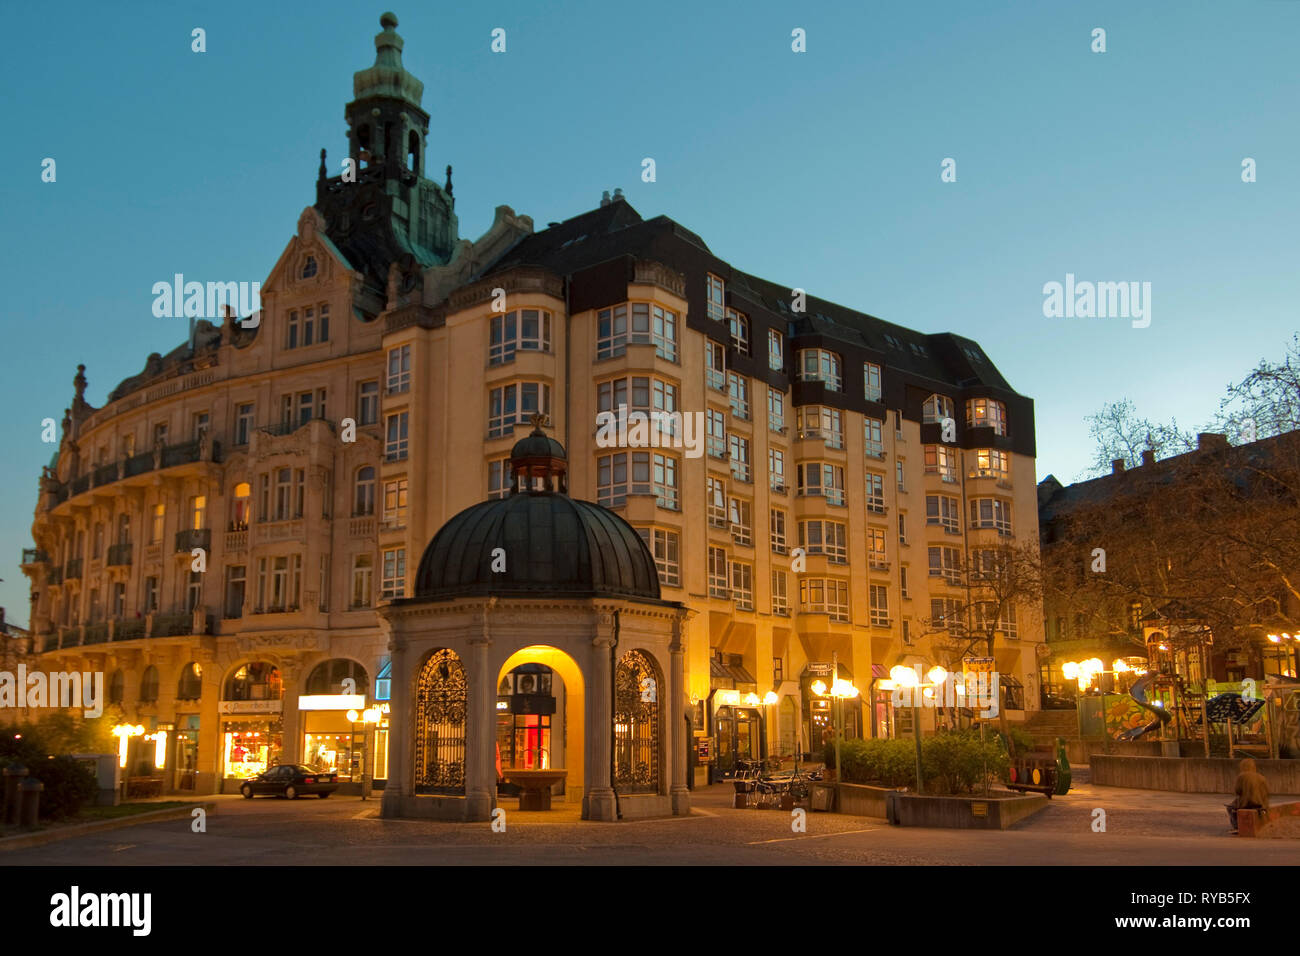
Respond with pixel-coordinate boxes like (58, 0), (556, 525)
(47, 440), (222, 507)
(42, 632), (59, 652)
(21, 548), (49, 565)
(115, 618), (146, 641)
(152, 612), (193, 637)
(175, 528), (212, 553)
(84, 622), (109, 645)
(107, 542), (133, 567)
(47, 567), (64, 586)
(64, 559), (83, 580)
(225, 529), (248, 552)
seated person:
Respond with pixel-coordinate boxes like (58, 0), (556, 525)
(1226, 757), (1270, 832)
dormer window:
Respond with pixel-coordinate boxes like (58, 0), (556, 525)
(301, 256), (318, 279)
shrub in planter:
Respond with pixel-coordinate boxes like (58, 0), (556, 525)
(28, 756), (98, 820)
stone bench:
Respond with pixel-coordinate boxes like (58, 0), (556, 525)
(1238, 802), (1300, 838)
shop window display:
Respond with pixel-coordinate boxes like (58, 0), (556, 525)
(222, 720), (283, 778)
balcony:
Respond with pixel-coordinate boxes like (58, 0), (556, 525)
(175, 528), (212, 554)
(21, 548), (49, 566)
(115, 618), (146, 641)
(152, 612), (193, 637)
(225, 529), (248, 552)
(349, 516), (376, 537)
(47, 567), (64, 586)
(42, 632), (59, 652)
(84, 622), (109, 645)
(64, 559), (83, 581)
(107, 542), (133, 567)
(47, 440), (223, 511)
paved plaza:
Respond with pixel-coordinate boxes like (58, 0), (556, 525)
(3, 772), (1296, 866)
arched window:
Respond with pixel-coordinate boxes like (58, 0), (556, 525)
(306, 659), (370, 696)
(224, 662), (282, 702)
(614, 649), (660, 794)
(354, 466), (376, 516)
(109, 669), (125, 705)
(177, 662), (203, 700)
(407, 129), (420, 172)
(139, 666), (160, 703)
(414, 649), (467, 794)
(231, 482), (251, 530)
(301, 256), (317, 279)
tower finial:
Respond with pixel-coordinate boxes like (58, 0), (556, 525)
(318, 147), (327, 180)
(74, 364), (87, 401)
(380, 11), (398, 30)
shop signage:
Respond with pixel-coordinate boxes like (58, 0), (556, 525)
(219, 699), (284, 715)
(715, 689), (740, 706)
(297, 694), (366, 711)
(807, 662), (834, 676)
(696, 737), (711, 759)
(963, 657), (995, 674)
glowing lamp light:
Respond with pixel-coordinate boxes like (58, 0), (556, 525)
(346, 709), (359, 722)
(927, 666), (948, 685)
(763, 691), (779, 706)
(1084, 658), (1104, 673)
(830, 678), (859, 699)
(1112, 659), (1129, 673)
(744, 692), (760, 707)
(877, 679), (897, 691)
(889, 665), (919, 688)
(811, 680), (828, 697)
(113, 723), (145, 769)
(922, 687), (935, 699)
(1061, 661), (1080, 680)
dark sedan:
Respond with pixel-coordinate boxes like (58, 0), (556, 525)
(239, 764), (340, 799)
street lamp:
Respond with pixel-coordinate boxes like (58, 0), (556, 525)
(811, 679), (858, 784)
(890, 665), (925, 793)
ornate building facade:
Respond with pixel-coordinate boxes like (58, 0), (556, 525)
(19, 14), (1043, 799)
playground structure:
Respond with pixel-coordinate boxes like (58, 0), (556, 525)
(1114, 628), (1295, 758)
(1056, 626), (1300, 759)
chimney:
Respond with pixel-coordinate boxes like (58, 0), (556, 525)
(1111, 459), (1126, 475)
(600, 190), (611, 207)
(613, 187), (624, 201)
(1197, 432), (1229, 452)
(1140, 449), (1156, 466)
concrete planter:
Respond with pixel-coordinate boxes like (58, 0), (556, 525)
(833, 783), (1046, 829)
(835, 782), (891, 818)
(884, 791), (1048, 829)
(1092, 755), (1300, 794)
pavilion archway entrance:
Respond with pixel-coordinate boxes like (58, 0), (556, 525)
(496, 645), (585, 807)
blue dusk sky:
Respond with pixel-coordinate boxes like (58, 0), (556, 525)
(1, 0), (1297, 625)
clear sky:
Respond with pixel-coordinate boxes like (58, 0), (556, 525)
(1, 0), (1297, 626)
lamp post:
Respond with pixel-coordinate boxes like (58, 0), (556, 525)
(1061, 658), (1146, 745)
(346, 707), (382, 799)
(812, 674), (859, 785)
(887, 665), (949, 795)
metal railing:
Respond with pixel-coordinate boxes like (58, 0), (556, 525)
(107, 542), (133, 567)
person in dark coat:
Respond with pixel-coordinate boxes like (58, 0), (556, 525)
(1226, 757), (1270, 832)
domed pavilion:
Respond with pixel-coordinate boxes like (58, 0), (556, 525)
(379, 418), (691, 821)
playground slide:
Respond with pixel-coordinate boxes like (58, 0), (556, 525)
(1116, 674), (1172, 740)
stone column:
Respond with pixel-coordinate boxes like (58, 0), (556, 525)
(464, 604), (496, 821)
(380, 634), (408, 818)
(278, 658), (303, 766)
(586, 611), (617, 822)
(669, 614), (690, 815)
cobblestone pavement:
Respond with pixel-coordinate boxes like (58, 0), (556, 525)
(3, 775), (1295, 866)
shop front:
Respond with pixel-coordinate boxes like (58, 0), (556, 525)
(299, 694), (368, 781)
(712, 692), (764, 779)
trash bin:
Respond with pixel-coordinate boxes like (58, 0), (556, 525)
(19, 778), (44, 828)
(3, 765), (28, 826)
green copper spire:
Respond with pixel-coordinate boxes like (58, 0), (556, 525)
(353, 12), (424, 108)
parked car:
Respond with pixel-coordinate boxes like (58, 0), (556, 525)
(239, 764), (340, 799)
